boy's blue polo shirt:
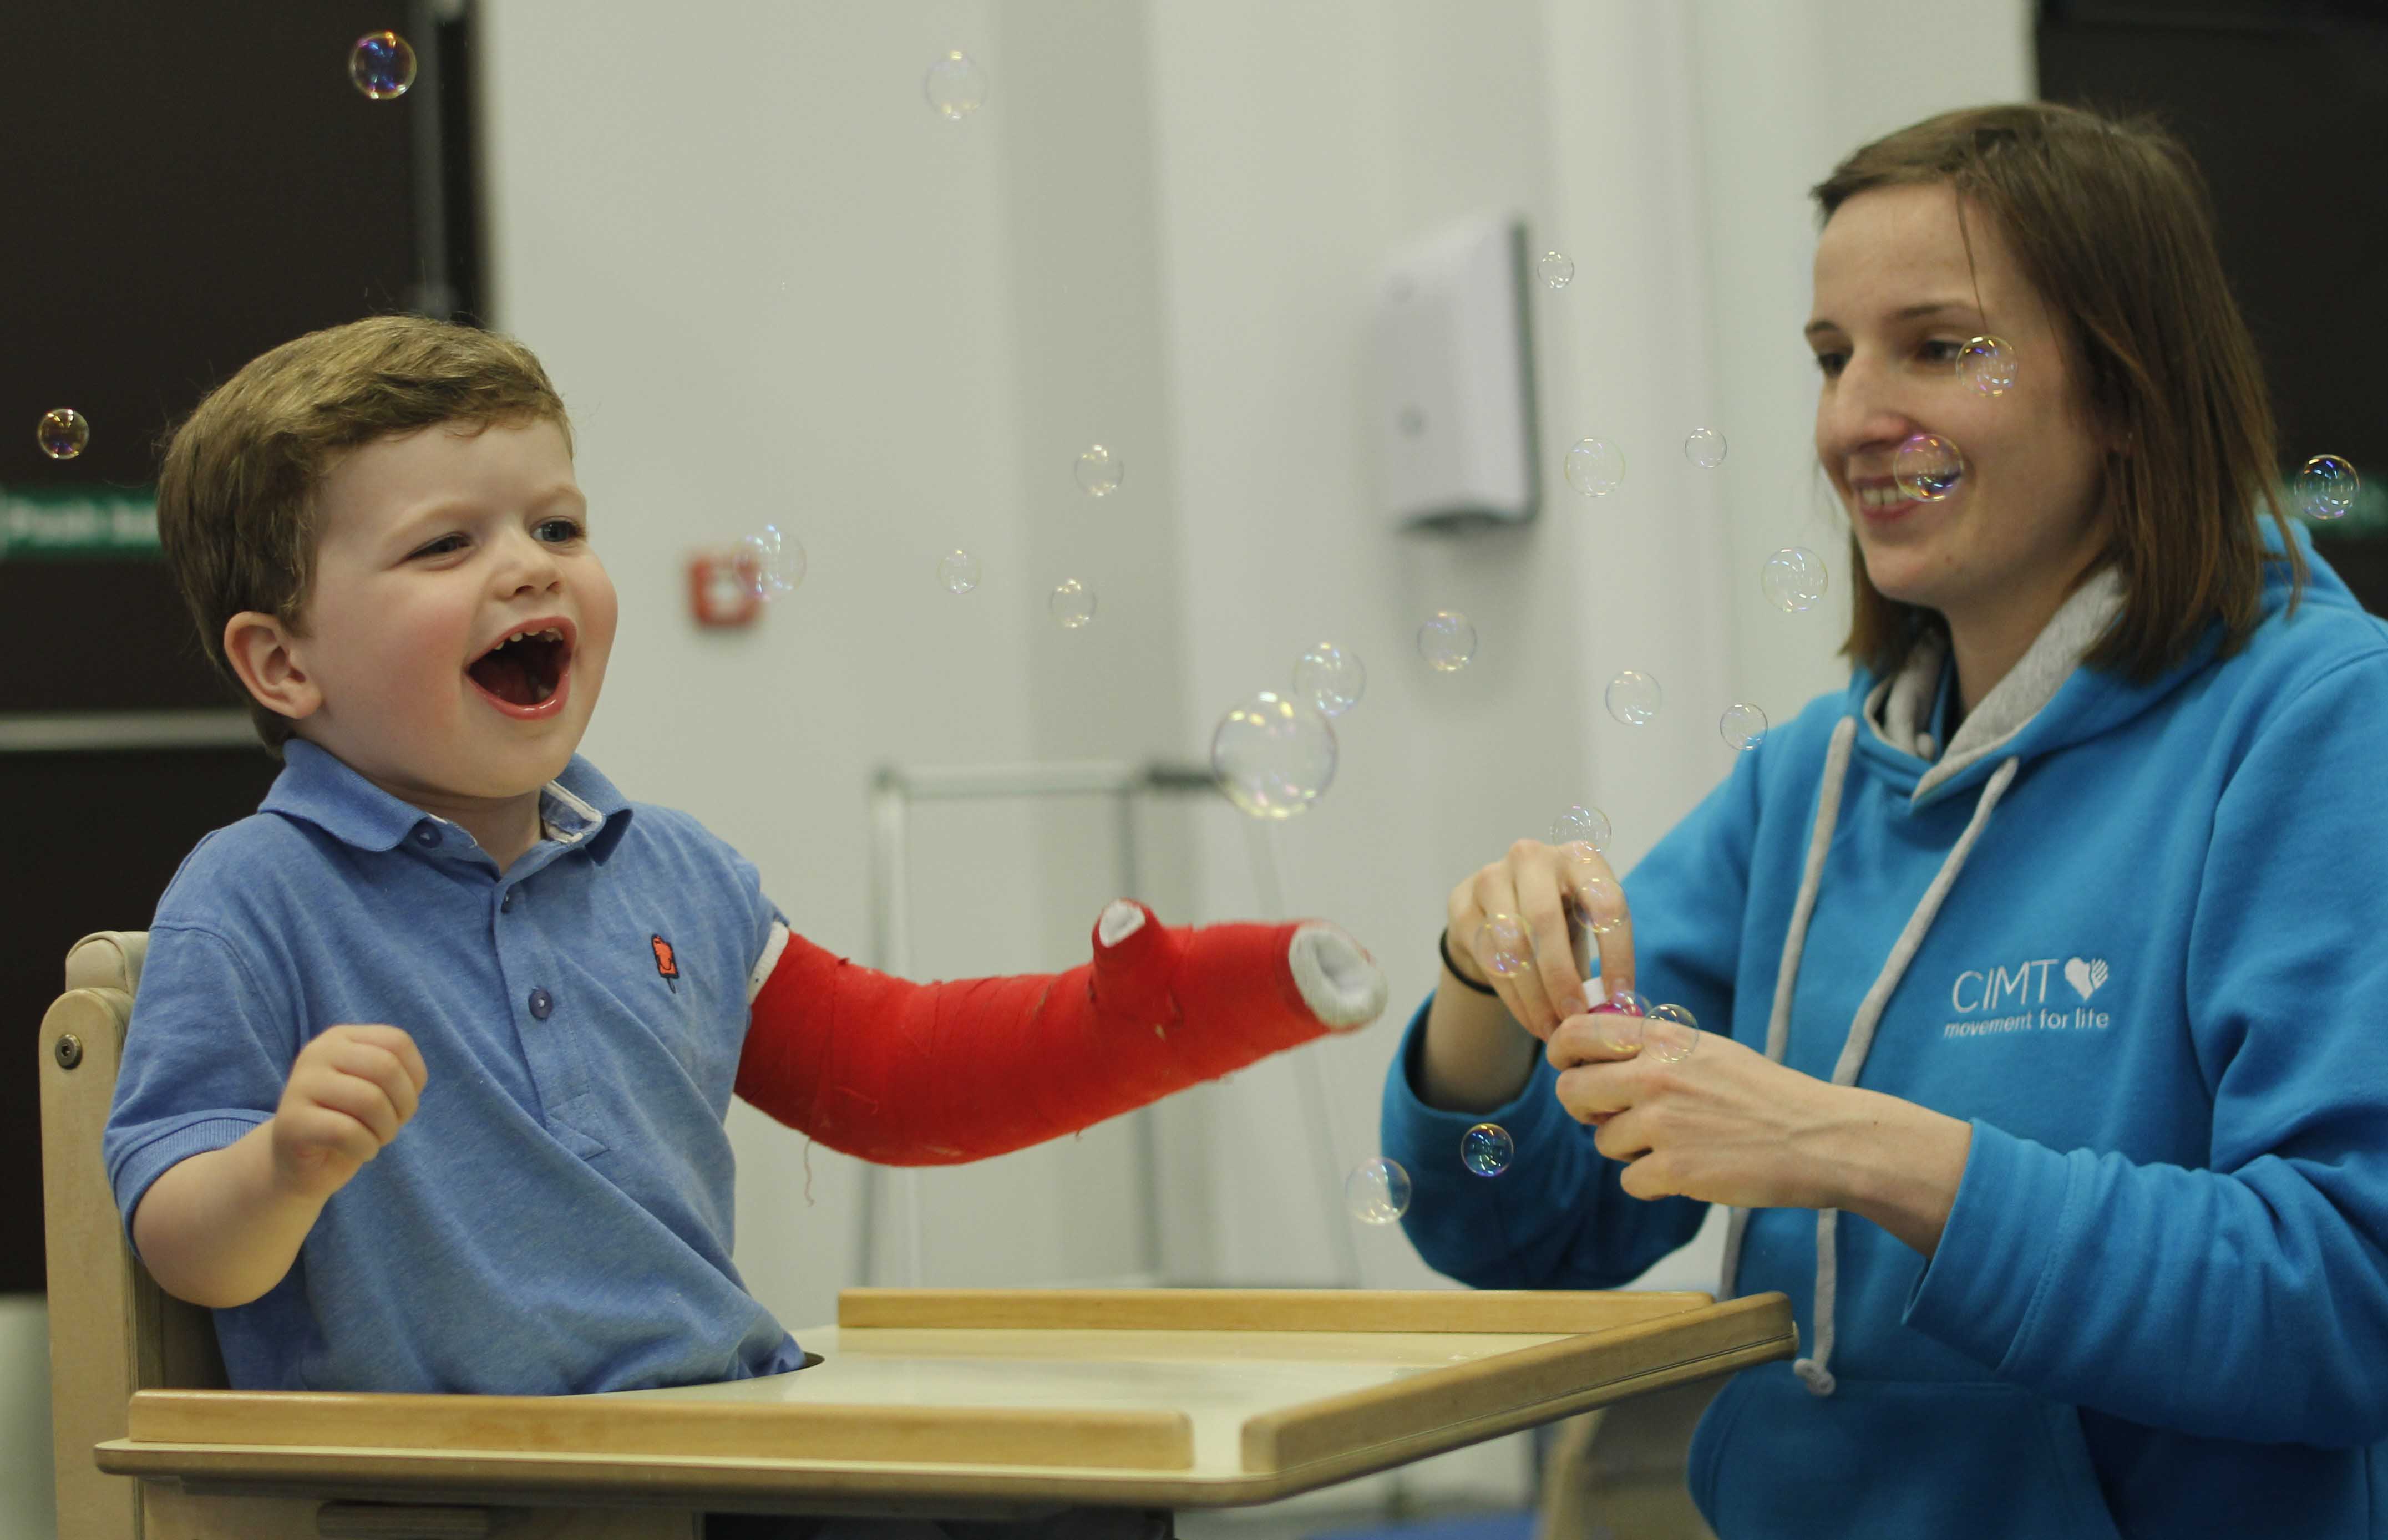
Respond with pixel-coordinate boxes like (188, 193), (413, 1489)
(103, 737), (810, 1394)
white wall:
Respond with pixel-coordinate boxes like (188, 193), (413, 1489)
(465, 0), (2027, 1514)
(0, 1298), (55, 1540)
(1141, 0), (2031, 1305)
(488, 0), (1082, 1322)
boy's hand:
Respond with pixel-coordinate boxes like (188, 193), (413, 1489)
(268, 1025), (428, 1203)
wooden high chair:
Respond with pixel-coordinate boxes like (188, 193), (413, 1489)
(39, 932), (1790, 1540)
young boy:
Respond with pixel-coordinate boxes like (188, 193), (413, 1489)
(104, 313), (1386, 1397)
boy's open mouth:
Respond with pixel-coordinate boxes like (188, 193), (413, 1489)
(467, 623), (574, 710)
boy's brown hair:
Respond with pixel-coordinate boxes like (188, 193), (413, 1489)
(155, 314), (572, 761)
(1813, 100), (2303, 683)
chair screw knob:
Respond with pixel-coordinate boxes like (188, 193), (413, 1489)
(53, 1034), (83, 1071)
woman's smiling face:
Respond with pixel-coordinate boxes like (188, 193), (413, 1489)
(1808, 181), (2116, 647)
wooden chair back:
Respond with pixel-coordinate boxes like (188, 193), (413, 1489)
(39, 931), (226, 1540)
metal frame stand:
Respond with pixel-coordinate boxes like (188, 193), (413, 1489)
(855, 759), (1217, 1288)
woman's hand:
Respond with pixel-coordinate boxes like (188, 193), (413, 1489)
(1546, 1010), (1847, 1210)
(1447, 839), (1636, 1040)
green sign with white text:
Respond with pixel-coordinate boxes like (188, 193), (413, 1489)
(0, 485), (162, 560)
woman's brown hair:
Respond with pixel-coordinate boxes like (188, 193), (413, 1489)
(154, 314), (572, 761)
(1816, 101), (2302, 682)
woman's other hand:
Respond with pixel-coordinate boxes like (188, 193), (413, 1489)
(1448, 838), (1637, 1040)
(1548, 1012), (1846, 1211)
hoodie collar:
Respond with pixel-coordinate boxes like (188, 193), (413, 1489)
(1863, 567), (2127, 803)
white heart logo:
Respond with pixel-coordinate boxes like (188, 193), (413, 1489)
(2063, 957), (2109, 1002)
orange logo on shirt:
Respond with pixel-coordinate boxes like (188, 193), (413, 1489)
(652, 934), (679, 992)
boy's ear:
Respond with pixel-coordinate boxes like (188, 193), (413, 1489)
(222, 611), (322, 722)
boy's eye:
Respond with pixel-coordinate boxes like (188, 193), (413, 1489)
(1812, 352), (1845, 378)
(414, 519), (585, 559)
(1920, 339), (1962, 364)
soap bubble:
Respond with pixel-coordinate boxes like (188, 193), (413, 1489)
(1474, 913), (1531, 978)
(924, 50), (988, 119)
(1550, 804), (1610, 854)
(938, 549), (981, 594)
(1568, 870), (1626, 937)
(1345, 1157), (1412, 1224)
(1538, 251), (1575, 289)
(1762, 547), (1828, 613)
(36, 409), (89, 460)
(1211, 691), (1337, 819)
(1959, 336), (2016, 395)
(1589, 1010), (1642, 1053)
(1588, 989), (1652, 1053)
(2297, 455), (2360, 521)
(1893, 432), (1965, 501)
(1049, 578), (1097, 628)
(1074, 443), (1123, 496)
(1294, 643), (1366, 716)
(1418, 610), (1477, 672)
(1585, 993), (1642, 1050)
(1720, 703), (1768, 751)
(1564, 437), (1626, 496)
(1605, 669), (1661, 726)
(1646, 1003), (1699, 1063)
(1461, 1122), (1514, 1178)
(349, 31), (416, 99)
(1683, 428), (1728, 469)
(741, 525), (805, 600)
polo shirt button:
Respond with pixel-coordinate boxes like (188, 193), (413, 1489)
(501, 893), (514, 913)
(414, 825), (441, 848)
(529, 988), (552, 1020)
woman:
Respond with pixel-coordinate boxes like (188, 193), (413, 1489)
(1382, 101), (2388, 1538)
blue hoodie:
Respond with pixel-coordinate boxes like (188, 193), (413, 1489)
(1382, 525), (2388, 1538)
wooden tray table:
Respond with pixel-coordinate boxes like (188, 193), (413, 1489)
(96, 1287), (1794, 1539)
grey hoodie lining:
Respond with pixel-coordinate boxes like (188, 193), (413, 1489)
(1885, 568), (2125, 801)
(1714, 571), (2125, 1397)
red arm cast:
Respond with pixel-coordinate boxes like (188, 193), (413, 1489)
(733, 901), (1386, 1165)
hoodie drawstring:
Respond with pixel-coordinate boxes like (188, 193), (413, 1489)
(1717, 714), (2020, 1397)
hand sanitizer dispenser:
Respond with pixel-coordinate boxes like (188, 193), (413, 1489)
(1370, 213), (1538, 531)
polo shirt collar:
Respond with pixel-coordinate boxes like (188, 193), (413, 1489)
(264, 738), (634, 860)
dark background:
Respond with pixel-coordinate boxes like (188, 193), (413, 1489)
(2038, 0), (2388, 599)
(3, 1), (2382, 1297)
(2, 1), (483, 715)
(5, 1), (482, 1294)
